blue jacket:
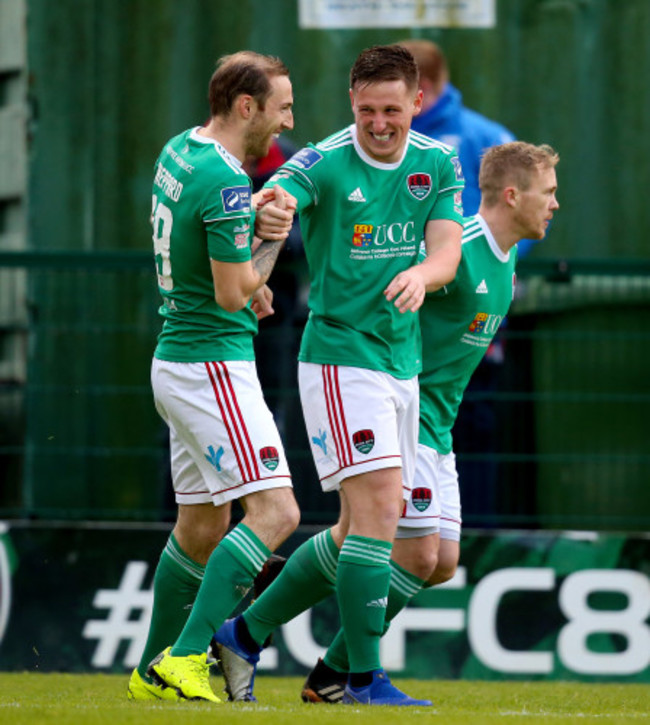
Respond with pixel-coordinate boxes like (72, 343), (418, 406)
(411, 83), (514, 217)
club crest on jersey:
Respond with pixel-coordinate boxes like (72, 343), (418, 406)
(353, 429), (375, 454)
(221, 185), (251, 214)
(406, 173), (432, 200)
(411, 487), (432, 512)
(352, 224), (373, 247)
(260, 446), (279, 471)
(469, 312), (489, 333)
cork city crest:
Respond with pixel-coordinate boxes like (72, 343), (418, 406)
(407, 173), (432, 200)
(411, 487), (433, 512)
(353, 429), (375, 454)
(260, 446), (279, 471)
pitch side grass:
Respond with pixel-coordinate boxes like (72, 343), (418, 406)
(0, 673), (648, 724)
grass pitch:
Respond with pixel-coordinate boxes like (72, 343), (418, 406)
(1, 673), (648, 724)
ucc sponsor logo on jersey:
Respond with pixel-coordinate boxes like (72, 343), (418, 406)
(351, 221), (416, 247)
(468, 312), (504, 336)
(352, 224), (373, 247)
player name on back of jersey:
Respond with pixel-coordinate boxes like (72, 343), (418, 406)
(154, 163), (184, 202)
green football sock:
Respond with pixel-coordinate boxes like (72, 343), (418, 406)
(324, 559), (424, 673)
(171, 523), (270, 656)
(137, 533), (204, 680)
(336, 535), (393, 674)
(244, 528), (339, 647)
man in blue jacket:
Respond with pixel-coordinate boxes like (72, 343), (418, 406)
(399, 39), (516, 219)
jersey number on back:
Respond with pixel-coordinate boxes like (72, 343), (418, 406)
(152, 197), (174, 291)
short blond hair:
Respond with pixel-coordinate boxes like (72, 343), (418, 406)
(479, 142), (559, 206)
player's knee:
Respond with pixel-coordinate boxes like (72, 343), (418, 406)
(425, 548), (459, 587)
(277, 494), (301, 537)
(265, 499), (300, 540)
(245, 487), (301, 540)
(414, 546), (439, 581)
(174, 506), (231, 563)
(394, 544), (438, 581)
(174, 526), (225, 565)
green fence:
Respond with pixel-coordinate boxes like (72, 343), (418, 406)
(0, 252), (649, 530)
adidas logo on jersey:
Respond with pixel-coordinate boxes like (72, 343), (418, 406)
(366, 597), (388, 608)
(476, 279), (488, 294)
(348, 187), (366, 202)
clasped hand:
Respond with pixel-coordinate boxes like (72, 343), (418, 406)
(253, 185), (297, 243)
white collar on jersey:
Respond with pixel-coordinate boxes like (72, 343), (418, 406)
(350, 124), (408, 170)
(476, 214), (511, 263)
(189, 127), (244, 169)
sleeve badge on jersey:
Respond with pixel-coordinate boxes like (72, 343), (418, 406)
(407, 173), (432, 200)
(287, 147), (323, 170)
(233, 222), (250, 250)
(221, 185), (251, 214)
(454, 189), (464, 215)
(452, 157), (465, 181)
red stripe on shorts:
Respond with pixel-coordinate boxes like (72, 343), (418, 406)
(205, 361), (259, 481)
(322, 365), (353, 468)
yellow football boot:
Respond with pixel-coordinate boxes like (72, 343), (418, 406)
(148, 647), (222, 703)
(127, 667), (182, 701)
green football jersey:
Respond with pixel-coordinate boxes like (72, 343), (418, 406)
(152, 127), (257, 362)
(266, 125), (464, 379)
(419, 214), (518, 453)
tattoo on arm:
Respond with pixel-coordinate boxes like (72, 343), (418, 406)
(252, 240), (284, 286)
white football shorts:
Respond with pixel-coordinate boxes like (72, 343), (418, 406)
(298, 362), (418, 495)
(151, 358), (292, 507)
(397, 444), (462, 541)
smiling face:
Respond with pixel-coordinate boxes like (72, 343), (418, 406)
(514, 165), (560, 239)
(245, 74), (294, 159)
(350, 80), (422, 163)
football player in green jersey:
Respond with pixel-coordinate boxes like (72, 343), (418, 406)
(128, 52), (301, 704)
(213, 44), (464, 707)
(301, 141), (560, 702)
